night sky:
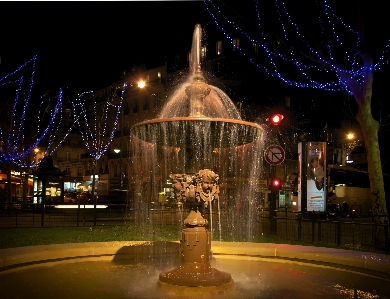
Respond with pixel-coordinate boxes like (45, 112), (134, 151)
(0, 1), (210, 94)
(1, 0), (389, 130)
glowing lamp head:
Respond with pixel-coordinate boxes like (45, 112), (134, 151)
(270, 114), (284, 126)
(137, 80), (146, 88)
(270, 178), (282, 190)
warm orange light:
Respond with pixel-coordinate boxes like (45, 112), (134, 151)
(347, 133), (354, 140)
(137, 80), (146, 88)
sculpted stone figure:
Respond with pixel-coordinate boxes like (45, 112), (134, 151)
(169, 169), (219, 214)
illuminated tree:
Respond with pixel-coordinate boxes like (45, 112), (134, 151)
(0, 56), (63, 205)
(204, 0), (389, 219)
(72, 84), (126, 224)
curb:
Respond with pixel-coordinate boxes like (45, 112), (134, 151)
(1, 241), (390, 277)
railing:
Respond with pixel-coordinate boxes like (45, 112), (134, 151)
(1, 203), (388, 253)
(0, 203), (132, 228)
(256, 213), (389, 253)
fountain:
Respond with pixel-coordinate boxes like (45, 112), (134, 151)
(130, 24), (265, 292)
(1, 24), (390, 299)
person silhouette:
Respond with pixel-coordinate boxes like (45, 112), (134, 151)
(308, 157), (325, 190)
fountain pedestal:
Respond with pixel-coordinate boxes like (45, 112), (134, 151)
(159, 210), (232, 287)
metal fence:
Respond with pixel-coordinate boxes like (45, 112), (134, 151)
(1, 203), (389, 253)
(257, 214), (389, 253)
(0, 203), (187, 228)
(0, 204), (132, 228)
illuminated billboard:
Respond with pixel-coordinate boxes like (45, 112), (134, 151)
(298, 142), (327, 212)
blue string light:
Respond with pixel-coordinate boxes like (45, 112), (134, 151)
(0, 55), (63, 164)
(203, 0), (390, 94)
(73, 83), (127, 163)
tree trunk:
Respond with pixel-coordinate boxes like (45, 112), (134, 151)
(351, 61), (388, 221)
(356, 97), (387, 219)
(6, 161), (12, 208)
(92, 161), (97, 226)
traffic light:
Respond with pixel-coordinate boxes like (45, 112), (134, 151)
(269, 114), (284, 126)
(270, 177), (282, 191)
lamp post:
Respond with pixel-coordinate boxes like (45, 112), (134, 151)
(342, 132), (357, 166)
(114, 147), (122, 188)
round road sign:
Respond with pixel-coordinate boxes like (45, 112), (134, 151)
(264, 145), (285, 165)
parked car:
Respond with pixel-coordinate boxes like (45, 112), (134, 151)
(76, 191), (92, 204)
(64, 192), (78, 204)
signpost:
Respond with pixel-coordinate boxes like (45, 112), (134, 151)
(264, 145), (285, 234)
(264, 145), (285, 165)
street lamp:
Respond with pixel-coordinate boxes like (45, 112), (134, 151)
(137, 80), (146, 89)
(342, 132), (358, 166)
(33, 148), (40, 169)
(114, 147), (123, 188)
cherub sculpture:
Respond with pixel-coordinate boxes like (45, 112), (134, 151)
(169, 169), (219, 215)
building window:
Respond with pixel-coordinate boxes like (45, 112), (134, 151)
(133, 102), (139, 113)
(232, 38), (240, 51)
(66, 138), (71, 147)
(78, 153), (82, 162)
(65, 108), (72, 118)
(153, 93), (160, 108)
(253, 42), (258, 54)
(66, 167), (71, 175)
(143, 100), (149, 111)
(216, 41), (222, 55)
(66, 152), (70, 162)
(201, 46), (206, 60)
(124, 102), (129, 115)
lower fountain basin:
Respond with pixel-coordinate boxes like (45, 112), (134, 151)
(1, 241), (389, 299)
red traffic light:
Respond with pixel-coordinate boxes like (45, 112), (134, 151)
(270, 114), (284, 126)
(270, 178), (282, 190)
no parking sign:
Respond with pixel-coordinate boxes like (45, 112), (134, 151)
(264, 145), (285, 165)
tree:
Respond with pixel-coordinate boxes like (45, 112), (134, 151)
(0, 56), (63, 205)
(73, 84), (126, 225)
(204, 0), (389, 220)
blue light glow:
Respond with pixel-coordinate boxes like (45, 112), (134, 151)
(0, 55), (63, 165)
(73, 83), (127, 162)
(203, 0), (390, 94)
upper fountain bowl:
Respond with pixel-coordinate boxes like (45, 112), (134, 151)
(158, 64), (242, 120)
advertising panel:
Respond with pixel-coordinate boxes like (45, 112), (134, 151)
(298, 141), (327, 212)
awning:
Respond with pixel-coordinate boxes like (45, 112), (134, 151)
(63, 176), (84, 182)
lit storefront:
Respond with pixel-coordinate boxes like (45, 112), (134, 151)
(32, 170), (64, 204)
